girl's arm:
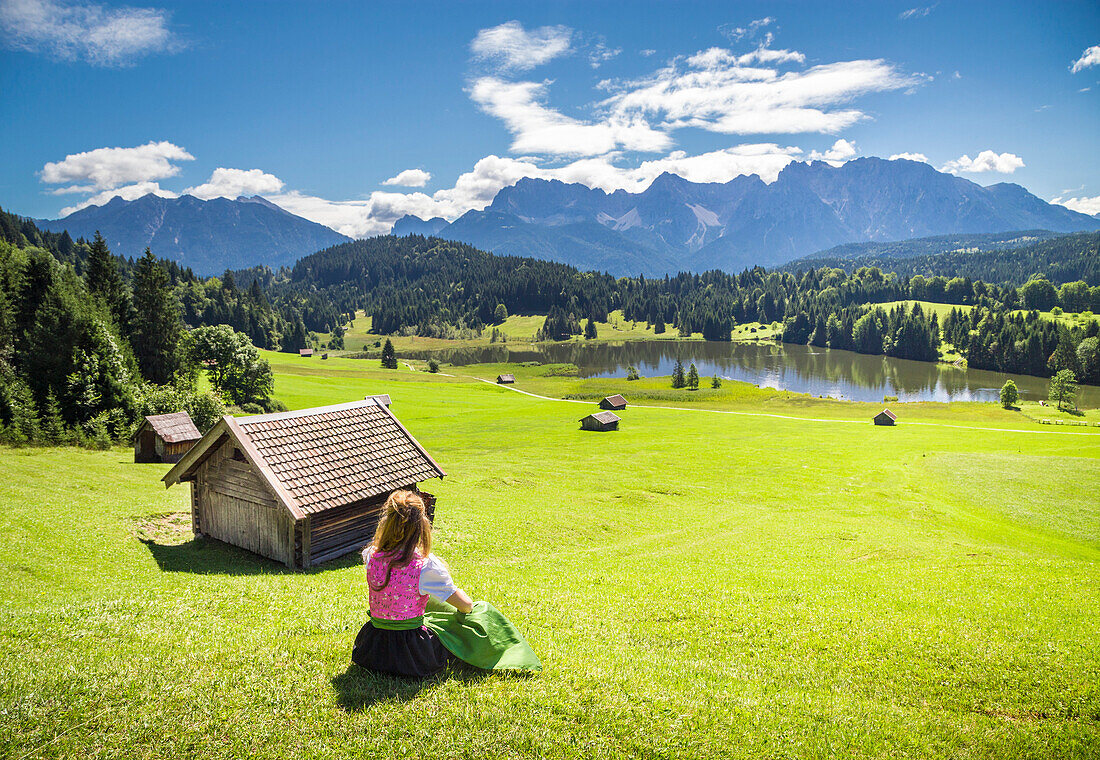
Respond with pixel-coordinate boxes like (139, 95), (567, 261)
(445, 589), (474, 613)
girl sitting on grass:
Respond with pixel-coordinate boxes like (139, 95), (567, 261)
(352, 489), (540, 678)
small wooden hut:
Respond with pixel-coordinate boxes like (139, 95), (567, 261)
(299, 348), (314, 357)
(581, 411), (620, 431)
(874, 408), (897, 426)
(134, 412), (201, 463)
(365, 394), (392, 407)
(162, 399), (445, 569)
(599, 394), (627, 410)
(497, 374), (515, 384)
(321, 352), (329, 360)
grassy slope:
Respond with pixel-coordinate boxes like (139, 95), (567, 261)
(2, 359), (1099, 758)
(323, 310), (782, 355)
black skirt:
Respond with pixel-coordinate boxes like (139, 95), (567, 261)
(352, 621), (453, 679)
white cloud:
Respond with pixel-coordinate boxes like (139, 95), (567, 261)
(1071, 45), (1100, 74)
(40, 140), (194, 192)
(185, 168), (285, 199)
(640, 48), (656, 57)
(0, 0), (181, 65)
(808, 138), (857, 165)
(588, 40), (621, 69)
(59, 181), (176, 216)
(1050, 195), (1100, 216)
(469, 76), (671, 156)
(899, 6), (935, 20)
(941, 150), (1025, 174)
(888, 152), (929, 163)
(602, 54), (920, 136)
(381, 168), (431, 187)
(470, 21), (572, 72)
(720, 17), (775, 42)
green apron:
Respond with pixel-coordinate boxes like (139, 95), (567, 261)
(371, 601), (541, 672)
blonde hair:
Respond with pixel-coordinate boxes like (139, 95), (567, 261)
(362, 490), (432, 590)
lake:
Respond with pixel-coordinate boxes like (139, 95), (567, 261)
(408, 339), (1098, 407)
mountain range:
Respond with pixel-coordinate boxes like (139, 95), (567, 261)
(398, 158), (1100, 276)
(37, 193), (350, 275)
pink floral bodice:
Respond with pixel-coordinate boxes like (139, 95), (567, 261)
(367, 550), (428, 620)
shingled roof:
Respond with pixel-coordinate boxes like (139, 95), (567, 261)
(137, 412), (201, 443)
(583, 411), (621, 425)
(162, 399), (445, 518)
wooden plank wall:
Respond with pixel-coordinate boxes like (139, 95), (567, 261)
(194, 438), (293, 566)
(308, 493), (389, 567)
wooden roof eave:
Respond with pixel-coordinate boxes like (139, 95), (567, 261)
(162, 418), (230, 487)
(162, 415), (307, 521)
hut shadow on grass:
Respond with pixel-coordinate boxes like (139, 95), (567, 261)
(330, 662), (495, 711)
(140, 536), (362, 576)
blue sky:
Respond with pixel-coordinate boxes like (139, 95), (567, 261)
(1, 0), (1098, 235)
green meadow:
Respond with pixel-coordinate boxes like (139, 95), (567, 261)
(2, 353), (1099, 758)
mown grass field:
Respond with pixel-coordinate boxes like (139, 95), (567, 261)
(2, 355), (1099, 758)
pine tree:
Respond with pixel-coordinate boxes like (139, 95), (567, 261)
(654, 318), (665, 335)
(85, 232), (130, 331)
(381, 338), (398, 369)
(687, 363), (699, 390)
(39, 389), (65, 443)
(711, 374), (721, 389)
(671, 359), (685, 388)
(493, 303), (508, 324)
(584, 318), (597, 339)
(130, 248), (181, 384)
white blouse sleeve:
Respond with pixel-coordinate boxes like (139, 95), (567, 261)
(419, 554), (459, 601)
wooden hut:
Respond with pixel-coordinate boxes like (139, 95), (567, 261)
(299, 348), (314, 357)
(162, 399), (445, 569)
(599, 394), (627, 411)
(365, 394), (392, 407)
(496, 373), (515, 384)
(580, 411), (620, 431)
(134, 412), (201, 463)
(874, 408), (897, 426)
(321, 352), (329, 360)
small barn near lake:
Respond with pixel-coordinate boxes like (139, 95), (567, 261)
(599, 394), (627, 411)
(581, 411), (620, 432)
(299, 348), (314, 357)
(874, 408), (897, 426)
(162, 398), (446, 569)
(496, 374), (515, 384)
(134, 412), (201, 464)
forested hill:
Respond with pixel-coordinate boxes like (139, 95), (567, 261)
(786, 231), (1100, 286)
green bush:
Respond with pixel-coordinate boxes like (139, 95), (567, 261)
(427, 359), (440, 373)
(186, 392), (225, 432)
(260, 397), (287, 414)
(239, 402), (264, 415)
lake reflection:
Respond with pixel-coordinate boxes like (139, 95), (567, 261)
(406, 340), (1097, 406)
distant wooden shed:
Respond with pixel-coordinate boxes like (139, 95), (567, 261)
(599, 394), (627, 411)
(134, 412), (201, 464)
(321, 352), (329, 360)
(497, 374), (515, 384)
(299, 348), (314, 357)
(162, 399), (445, 569)
(581, 411), (620, 431)
(874, 408), (897, 426)
(365, 394), (392, 407)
